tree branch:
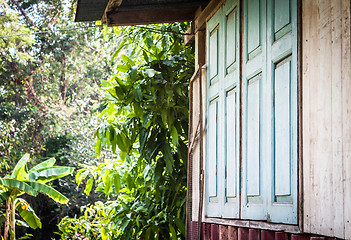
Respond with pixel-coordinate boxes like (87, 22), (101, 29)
(10, 0), (35, 27)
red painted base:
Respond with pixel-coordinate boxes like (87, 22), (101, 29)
(187, 221), (339, 240)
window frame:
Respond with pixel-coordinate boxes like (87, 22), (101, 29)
(201, 0), (302, 230)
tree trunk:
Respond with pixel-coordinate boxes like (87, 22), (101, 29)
(12, 200), (16, 240)
(59, 52), (67, 104)
(4, 199), (10, 240)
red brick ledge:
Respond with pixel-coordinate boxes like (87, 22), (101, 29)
(187, 221), (341, 240)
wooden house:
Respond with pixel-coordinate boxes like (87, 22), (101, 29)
(75, 0), (351, 239)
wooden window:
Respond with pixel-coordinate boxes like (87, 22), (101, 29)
(205, 0), (297, 224)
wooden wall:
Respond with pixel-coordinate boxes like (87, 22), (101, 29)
(302, 0), (351, 238)
(189, 28), (207, 223)
(188, 0), (351, 238)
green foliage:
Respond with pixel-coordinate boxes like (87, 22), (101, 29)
(1, 0), (121, 238)
(61, 23), (194, 240)
(0, 154), (74, 240)
(58, 202), (109, 240)
(0, 0), (49, 173)
(0, 0), (34, 62)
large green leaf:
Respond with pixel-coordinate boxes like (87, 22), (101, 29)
(28, 166), (74, 183)
(84, 177), (93, 196)
(16, 166), (29, 181)
(27, 181), (69, 204)
(11, 153), (30, 179)
(0, 178), (37, 196)
(15, 198), (41, 229)
(28, 158), (56, 175)
(16, 220), (29, 228)
(169, 224), (177, 240)
(163, 143), (173, 174)
(103, 169), (112, 197)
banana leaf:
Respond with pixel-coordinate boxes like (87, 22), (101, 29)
(11, 154), (30, 179)
(28, 166), (74, 183)
(15, 198), (41, 229)
(27, 181), (69, 204)
(16, 220), (29, 228)
(28, 158), (56, 175)
(0, 178), (37, 196)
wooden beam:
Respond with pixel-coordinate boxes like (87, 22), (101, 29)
(106, 7), (197, 26)
(102, 0), (123, 25)
(184, 24), (195, 46)
(75, 0), (109, 22)
(194, 0), (225, 31)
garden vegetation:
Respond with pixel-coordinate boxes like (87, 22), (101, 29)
(0, 0), (194, 239)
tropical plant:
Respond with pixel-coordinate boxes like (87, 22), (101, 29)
(58, 201), (109, 240)
(60, 23), (194, 240)
(0, 153), (74, 240)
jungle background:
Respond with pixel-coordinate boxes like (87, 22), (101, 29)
(0, 0), (194, 239)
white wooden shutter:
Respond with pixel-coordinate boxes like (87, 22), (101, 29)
(206, 9), (222, 217)
(204, 0), (297, 223)
(241, 0), (268, 220)
(205, 0), (240, 218)
(222, 0), (240, 218)
(241, 0), (297, 224)
(268, 0), (298, 224)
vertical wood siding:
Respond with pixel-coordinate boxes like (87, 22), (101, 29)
(302, 0), (351, 238)
(189, 28), (207, 227)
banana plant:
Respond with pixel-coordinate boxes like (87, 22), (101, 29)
(0, 153), (74, 240)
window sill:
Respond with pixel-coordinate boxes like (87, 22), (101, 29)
(203, 217), (301, 233)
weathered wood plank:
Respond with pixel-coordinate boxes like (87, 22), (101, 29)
(315, 0), (333, 236)
(291, 235), (310, 240)
(219, 225), (228, 240)
(211, 224), (220, 240)
(261, 230), (275, 240)
(202, 223), (212, 240)
(341, 0), (351, 238)
(249, 228), (260, 240)
(302, 0), (316, 233)
(275, 232), (289, 240)
(228, 226), (238, 240)
(238, 228), (249, 240)
(191, 75), (201, 221)
(302, 0), (351, 238)
(191, 144), (200, 221)
(330, 0), (344, 236)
